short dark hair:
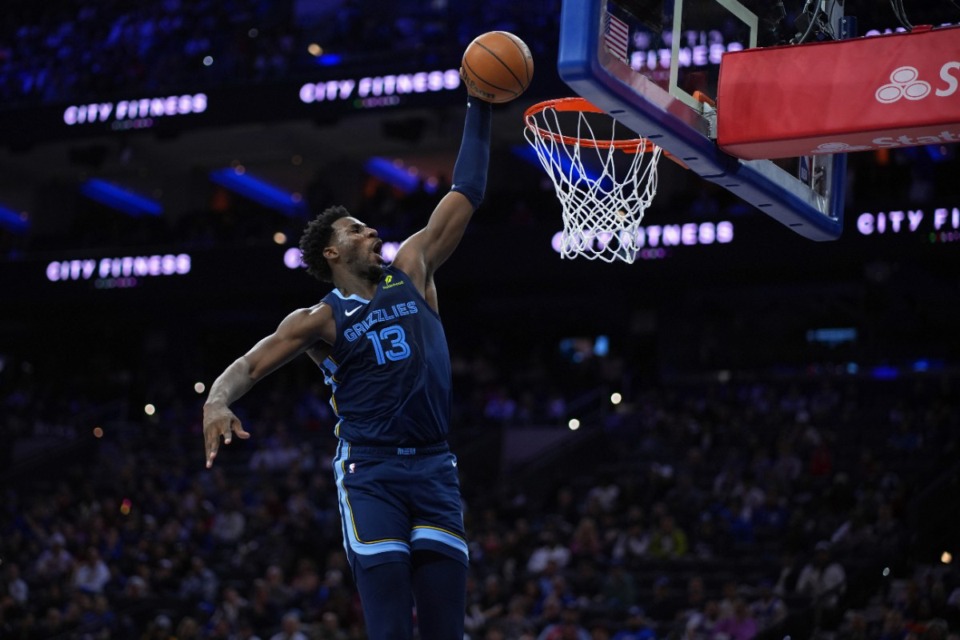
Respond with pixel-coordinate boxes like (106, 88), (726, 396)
(299, 205), (350, 282)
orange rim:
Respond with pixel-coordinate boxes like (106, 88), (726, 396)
(523, 97), (657, 153)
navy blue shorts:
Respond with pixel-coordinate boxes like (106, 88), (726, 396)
(333, 441), (468, 569)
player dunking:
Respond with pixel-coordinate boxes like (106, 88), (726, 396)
(201, 84), (492, 639)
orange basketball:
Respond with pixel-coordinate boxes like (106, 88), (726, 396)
(461, 31), (534, 104)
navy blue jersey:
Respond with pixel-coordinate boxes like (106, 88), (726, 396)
(318, 266), (452, 445)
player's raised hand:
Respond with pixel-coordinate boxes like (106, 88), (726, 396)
(203, 404), (250, 468)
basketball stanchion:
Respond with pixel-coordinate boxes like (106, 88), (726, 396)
(523, 97), (665, 264)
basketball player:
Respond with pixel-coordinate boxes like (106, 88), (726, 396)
(201, 85), (492, 640)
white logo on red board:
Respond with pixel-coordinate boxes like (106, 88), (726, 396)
(875, 66), (931, 103)
(812, 142), (874, 154)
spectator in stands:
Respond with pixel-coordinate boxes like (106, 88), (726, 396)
(211, 585), (250, 630)
(142, 613), (173, 640)
(527, 530), (572, 575)
(718, 495), (756, 551)
(878, 607), (908, 640)
(874, 502), (907, 559)
(645, 576), (680, 624)
(533, 594), (565, 635)
(247, 579), (283, 631)
(4, 562), (29, 606)
(499, 593), (537, 639)
(751, 487), (791, 542)
(569, 516), (604, 561)
(796, 542), (847, 610)
(34, 532), (74, 580)
(289, 558), (321, 607)
(611, 510), (649, 565)
(611, 606), (656, 640)
(715, 597), (759, 640)
(748, 579), (787, 632)
(648, 513), (688, 559)
(211, 491), (247, 544)
(773, 551), (802, 599)
(683, 600), (722, 640)
(677, 575), (707, 626)
(179, 556), (220, 606)
(72, 546), (112, 594)
(836, 610), (870, 640)
(236, 618), (265, 640)
(264, 565), (296, 612)
(569, 558), (603, 603)
(270, 610), (309, 640)
(467, 573), (508, 634)
(176, 615), (201, 640)
(316, 610), (348, 640)
(717, 580), (740, 620)
(771, 438), (804, 492)
(600, 559), (637, 611)
(538, 603), (590, 640)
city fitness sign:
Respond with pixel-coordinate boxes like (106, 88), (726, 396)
(856, 205), (960, 238)
(46, 253), (192, 288)
(63, 94), (208, 129)
(299, 69), (461, 107)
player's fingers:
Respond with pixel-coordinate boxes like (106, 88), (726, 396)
(206, 437), (219, 468)
(233, 421), (251, 439)
(205, 418), (227, 465)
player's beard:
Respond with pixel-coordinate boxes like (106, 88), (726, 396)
(361, 262), (383, 284)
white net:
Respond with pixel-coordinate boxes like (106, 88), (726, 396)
(524, 99), (662, 264)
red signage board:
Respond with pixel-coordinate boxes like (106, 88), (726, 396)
(717, 25), (960, 159)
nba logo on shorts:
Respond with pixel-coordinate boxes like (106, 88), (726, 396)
(349, 463), (356, 474)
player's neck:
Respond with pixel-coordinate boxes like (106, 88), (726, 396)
(334, 272), (379, 300)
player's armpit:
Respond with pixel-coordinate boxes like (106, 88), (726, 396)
(305, 341), (332, 366)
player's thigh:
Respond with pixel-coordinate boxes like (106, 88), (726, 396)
(336, 456), (411, 554)
(409, 453), (468, 560)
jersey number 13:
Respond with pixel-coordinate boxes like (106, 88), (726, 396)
(366, 326), (411, 365)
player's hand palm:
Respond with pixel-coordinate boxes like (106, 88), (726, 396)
(203, 404), (250, 468)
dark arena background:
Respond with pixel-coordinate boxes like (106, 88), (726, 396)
(2, 1), (959, 639)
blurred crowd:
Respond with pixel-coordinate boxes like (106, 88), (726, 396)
(0, 0), (560, 109)
(4, 0), (955, 109)
(2, 337), (959, 639)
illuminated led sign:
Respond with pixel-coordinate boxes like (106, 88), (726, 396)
(629, 31), (745, 72)
(856, 205), (960, 236)
(551, 221), (735, 259)
(63, 94), (208, 129)
(299, 69), (461, 104)
(46, 253), (192, 287)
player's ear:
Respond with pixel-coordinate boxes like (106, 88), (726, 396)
(323, 245), (339, 260)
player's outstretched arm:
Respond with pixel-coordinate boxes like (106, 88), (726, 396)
(394, 92), (492, 278)
(202, 304), (333, 468)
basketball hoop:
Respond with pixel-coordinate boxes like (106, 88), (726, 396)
(523, 97), (663, 264)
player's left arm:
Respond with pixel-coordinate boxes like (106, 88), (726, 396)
(393, 95), (492, 282)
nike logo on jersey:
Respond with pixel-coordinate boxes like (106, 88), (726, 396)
(344, 305), (364, 317)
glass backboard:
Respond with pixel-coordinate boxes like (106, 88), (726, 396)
(557, 0), (849, 240)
